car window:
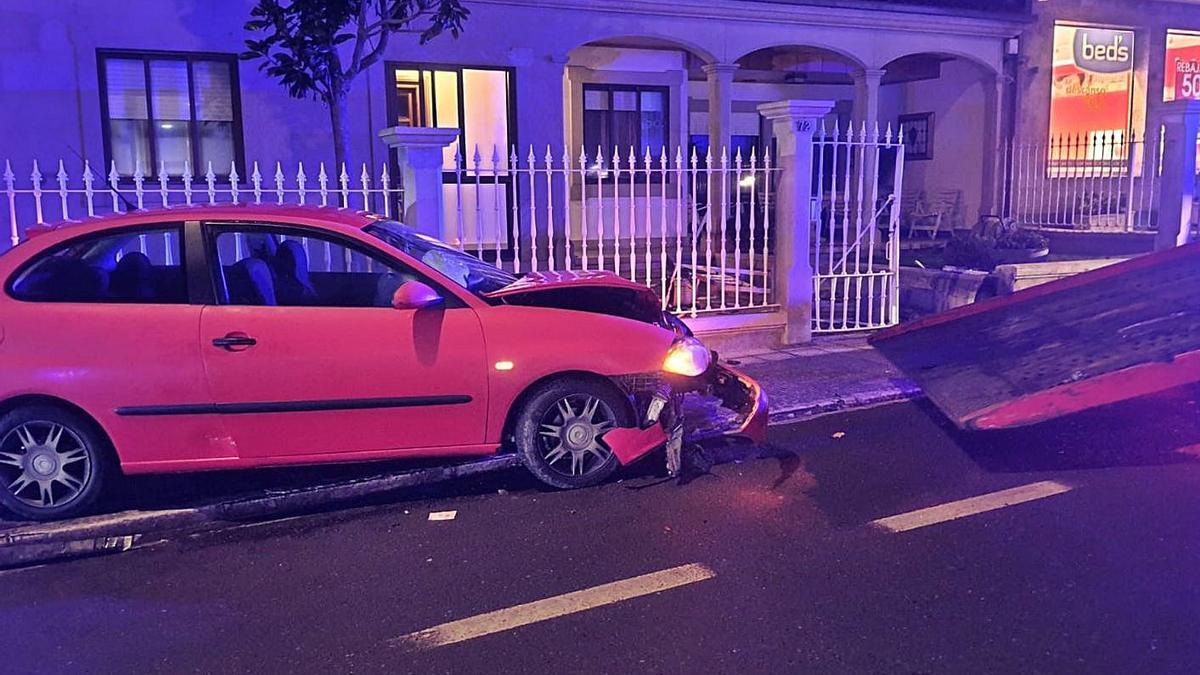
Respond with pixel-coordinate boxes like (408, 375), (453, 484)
(366, 220), (517, 295)
(8, 226), (186, 304)
(210, 225), (429, 308)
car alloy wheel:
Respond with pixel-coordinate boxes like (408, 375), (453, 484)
(0, 421), (93, 510)
(537, 394), (617, 479)
(514, 377), (630, 489)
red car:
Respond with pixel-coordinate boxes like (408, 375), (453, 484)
(0, 205), (766, 520)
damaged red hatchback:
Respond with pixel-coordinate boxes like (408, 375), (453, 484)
(0, 205), (766, 520)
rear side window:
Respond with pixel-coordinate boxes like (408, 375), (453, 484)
(8, 226), (186, 304)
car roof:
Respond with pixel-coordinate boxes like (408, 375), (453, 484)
(28, 204), (385, 238)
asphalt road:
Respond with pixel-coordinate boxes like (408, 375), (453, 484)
(5, 387), (1200, 674)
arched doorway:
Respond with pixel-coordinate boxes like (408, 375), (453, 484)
(878, 52), (1000, 239)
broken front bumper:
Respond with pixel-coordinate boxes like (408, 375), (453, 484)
(605, 363), (769, 469)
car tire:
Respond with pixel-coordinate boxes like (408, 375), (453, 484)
(514, 377), (633, 489)
(0, 405), (111, 521)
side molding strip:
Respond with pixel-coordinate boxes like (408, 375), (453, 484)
(116, 395), (473, 417)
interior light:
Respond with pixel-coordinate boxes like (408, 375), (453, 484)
(160, 122), (174, 130)
(739, 175), (756, 188)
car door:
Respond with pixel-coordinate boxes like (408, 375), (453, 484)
(198, 221), (489, 460)
(3, 223), (230, 469)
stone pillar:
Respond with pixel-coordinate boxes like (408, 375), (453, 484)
(853, 68), (885, 134)
(757, 100), (836, 344)
(854, 68), (886, 216)
(703, 63), (739, 157)
(981, 73), (1004, 217)
(1156, 100), (1200, 250)
(377, 126), (460, 238)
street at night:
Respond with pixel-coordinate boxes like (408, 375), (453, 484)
(6, 388), (1200, 674)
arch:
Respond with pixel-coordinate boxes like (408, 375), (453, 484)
(567, 34), (717, 66)
(733, 43), (869, 74)
(878, 48), (999, 77)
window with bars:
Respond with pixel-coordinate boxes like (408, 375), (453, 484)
(98, 50), (244, 179)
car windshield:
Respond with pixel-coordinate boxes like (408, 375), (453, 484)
(365, 220), (517, 295)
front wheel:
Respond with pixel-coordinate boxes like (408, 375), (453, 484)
(0, 406), (111, 521)
(513, 378), (633, 489)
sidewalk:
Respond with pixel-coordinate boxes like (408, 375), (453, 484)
(729, 335), (922, 423)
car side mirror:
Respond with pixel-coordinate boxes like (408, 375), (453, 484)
(392, 280), (444, 310)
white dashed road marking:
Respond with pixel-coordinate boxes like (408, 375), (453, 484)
(871, 481), (1072, 533)
(427, 511), (457, 521)
(392, 562), (716, 650)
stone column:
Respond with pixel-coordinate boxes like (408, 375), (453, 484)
(757, 100), (836, 344)
(1156, 100), (1200, 250)
(377, 126), (460, 238)
(703, 63), (739, 157)
(854, 69), (886, 218)
(853, 68), (885, 134)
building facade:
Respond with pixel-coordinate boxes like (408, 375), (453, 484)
(1, 0), (1196, 245)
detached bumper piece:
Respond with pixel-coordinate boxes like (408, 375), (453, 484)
(682, 365), (768, 445)
(604, 365), (769, 470)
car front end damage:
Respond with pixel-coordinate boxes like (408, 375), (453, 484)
(607, 359), (768, 475)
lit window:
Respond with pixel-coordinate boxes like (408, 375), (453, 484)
(1048, 24), (1136, 177)
(99, 51), (243, 179)
(1165, 30), (1200, 101)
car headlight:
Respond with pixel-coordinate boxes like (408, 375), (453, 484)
(662, 338), (712, 377)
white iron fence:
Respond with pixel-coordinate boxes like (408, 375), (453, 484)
(1005, 131), (1160, 232)
(811, 123), (906, 332)
(2, 159), (405, 248)
(454, 145), (780, 317)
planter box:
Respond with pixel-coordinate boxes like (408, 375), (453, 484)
(1077, 212), (1128, 230)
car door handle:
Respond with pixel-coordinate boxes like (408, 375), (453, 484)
(212, 334), (257, 350)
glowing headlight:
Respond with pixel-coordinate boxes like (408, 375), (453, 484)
(662, 338), (712, 377)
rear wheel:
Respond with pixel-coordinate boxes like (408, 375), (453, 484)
(514, 378), (632, 489)
(0, 406), (110, 521)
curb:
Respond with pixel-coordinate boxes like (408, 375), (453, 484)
(0, 454), (522, 568)
(767, 382), (923, 425)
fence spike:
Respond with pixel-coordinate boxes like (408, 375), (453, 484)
(562, 144), (571, 167)
(133, 161), (146, 209)
(251, 161), (263, 204)
(884, 123), (893, 144)
(819, 120), (827, 141)
(205, 162), (217, 204)
(296, 161), (307, 205)
(158, 161), (169, 207)
(871, 121), (880, 142)
(474, 144), (483, 165)
(379, 161), (390, 216)
(4, 161), (15, 244)
(546, 144), (554, 165)
(81, 160), (95, 217)
(181, 161), (193, 205)
(338, 163), (349, 209)
(226, 161), (239, 204)
(578, 145), (588, 166)
(832, 119), (841, 141)
(55, 160), (70, 219)
(275, 161), (286, 204)
(108, 161), (120, 213)
(360, 162), (370, 210)
(31, 159), (43, 184)
(317, 162), (329, 207)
